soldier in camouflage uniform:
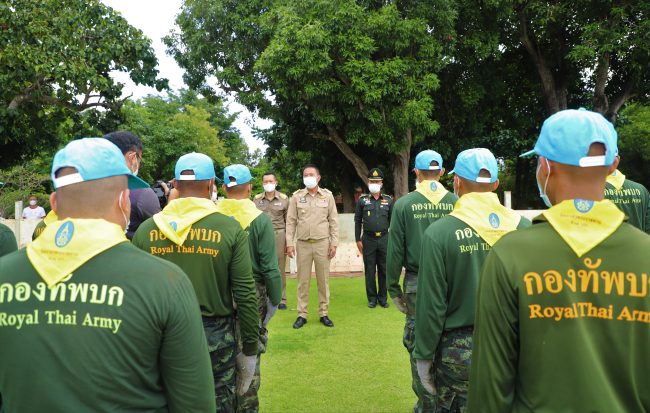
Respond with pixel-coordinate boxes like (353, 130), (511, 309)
(412, 149), (530, 412)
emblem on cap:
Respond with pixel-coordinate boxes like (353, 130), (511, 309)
(574, 199), (594, 213)
(489, 213), (500, 229)
(55, 221), (75, 248)
(372, 170), (379, 177)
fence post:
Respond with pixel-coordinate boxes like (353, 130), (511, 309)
(504, 191), (512, 208)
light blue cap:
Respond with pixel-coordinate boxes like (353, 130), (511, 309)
(51, 138), (149, 190)
(223, 164), (253, 187)
(450, 148), (499, 183)
(414, 150), (443, 170)
(175, 152), (216, 181)
(520, 108), (618, 167)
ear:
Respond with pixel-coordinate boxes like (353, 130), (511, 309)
(119, 189), (130, 209)
(49, 192), (58, 214)
(222, 184), (228, 193)
(440, 167), (446, 176)
(608, 157), (620, 175)
(492, 179), (500, 191)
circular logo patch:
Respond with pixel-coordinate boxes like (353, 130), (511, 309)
(574, 199), (594, 213)
(489, 213), (500, 228)
(55, 221), (75, 248)
(169, 221), (178, 231)
(429, 182), (437, 191)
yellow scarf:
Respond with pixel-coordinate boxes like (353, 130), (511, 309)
(153, 197), (218, 246)
(27, 219), (127, 287)
(43, 210), (58, 225)
(215, 198), (262, 230)
(415, 180), (449, 205)
(606, 169), (626, 191)
(542, 199), (624, 257)
(449, 192), (522, 246)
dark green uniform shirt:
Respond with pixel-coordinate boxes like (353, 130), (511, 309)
(413, 215), (530, 360)
(468, 218), (650, 413)
(354, 194), (393, 241)
(0, 243), (215, 412)
(605, 178), (650, 234)
(32, 220), (46, 240)
(247, 213), (282, 305)
(0, 223), (17, 257)
(386, 188), (457, 298)
(132, 212), (259, 356)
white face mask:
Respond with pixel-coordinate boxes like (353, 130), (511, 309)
(263, 183), (276, 193)
(536, 158), (552, 208)
(211, 192), (218, 202)
(368, 183), (381, 194)
(29, 200), (37, 206)
(303, 176), (318, 189)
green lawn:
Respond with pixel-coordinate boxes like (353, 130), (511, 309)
(259, 276), (414, 412)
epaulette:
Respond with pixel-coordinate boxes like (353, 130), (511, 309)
(254, 193), (264, 200)
(359, 194), (369, 200)
(278, 192), (288, 199)
(293, 189), (303, 195)
(382, 194), (393, 199)
(321, 188), (332, 194)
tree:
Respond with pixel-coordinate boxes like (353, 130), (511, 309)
(502, 1), (650, 120)
(166, 0), (456, 198)
(0, 165), (50, 218)
(120, 92), (231, 183)
(616, 103), (650, 188)
(0, 0), (166, 166)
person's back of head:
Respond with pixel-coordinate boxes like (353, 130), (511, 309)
(222, 164), (253, 200)
(173, 152), (216, 199)
(414, 150), (445, 181)
(103, 131), (143, 155)
(521, 108), (619, 206)
(450, 148), (499, 196)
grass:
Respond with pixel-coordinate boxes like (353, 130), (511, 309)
(259, 275), (414, 413)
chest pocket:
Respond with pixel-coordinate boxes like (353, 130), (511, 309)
(316, 198), (329, 208)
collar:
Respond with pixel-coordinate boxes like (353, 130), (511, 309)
(415, 180), (449, 205)
(153, 197), (218, 245)
(540, 199), (624, 257)
(216, 198), (263, 230)
(449, 192), (521, 246)
(606, 169), (626, 191)
(27, 219), (128, 287)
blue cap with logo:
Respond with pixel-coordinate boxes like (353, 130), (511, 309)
(51, 138), (149, 190)
(223, 164), (253, 187)
(520, 108), (618, 167)
(414, 150), (443, 171)
(175, 152), (216, 181)
(450, 148), (499, 183)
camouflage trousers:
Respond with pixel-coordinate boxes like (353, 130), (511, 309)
(403, 274), (436, 413)
(235, 282), (269, 413)
(203, 315), (237, 413)
(428, 327), (473, 413)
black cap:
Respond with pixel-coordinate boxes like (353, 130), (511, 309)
(367, 168), (384, 180)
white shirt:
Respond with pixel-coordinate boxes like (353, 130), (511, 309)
(22, 206), (46, 219)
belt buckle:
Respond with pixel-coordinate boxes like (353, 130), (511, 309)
(375, 232), (381, 237)
(308, 239), (316, 243)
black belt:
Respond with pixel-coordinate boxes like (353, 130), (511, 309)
(364, 230), (387, 237)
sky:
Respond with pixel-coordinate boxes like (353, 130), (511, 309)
(100, 0), (270, 152)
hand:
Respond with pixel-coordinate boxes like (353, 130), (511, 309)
(356, 240), (363, 254)
(328, 245), (337, 259)
(235, 352), (257, 395)
(263, 300), (278, 327)
(286, 246), (295, 258)
(392, 296), (408, 314)
(416, 359), (436, 395)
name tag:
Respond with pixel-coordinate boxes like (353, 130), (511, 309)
(299, 197), (307, 203)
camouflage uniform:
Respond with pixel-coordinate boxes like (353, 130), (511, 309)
(403, 273), (436, 413)
(203, 316), (237, 412)
(236, 283), (269, 413)
(431, 327), (473, 413)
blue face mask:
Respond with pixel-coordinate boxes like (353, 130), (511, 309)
(536, 158), (552, 208)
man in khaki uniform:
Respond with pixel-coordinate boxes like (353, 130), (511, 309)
(286, 164), (339, 329)
(254, 171), (290, 309)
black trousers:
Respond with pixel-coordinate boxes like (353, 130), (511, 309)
(362, 234), (388, 302)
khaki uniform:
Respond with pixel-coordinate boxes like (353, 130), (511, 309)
(254, 191), (289, 303)
(286, 187), (339, 318)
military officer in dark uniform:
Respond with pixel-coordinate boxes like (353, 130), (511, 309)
(355, 168), (393, 308)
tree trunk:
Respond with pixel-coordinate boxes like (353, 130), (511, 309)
(325, 124), (370, 185)
(391, 128), (412, 199)
(339, 171), (356, 213)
